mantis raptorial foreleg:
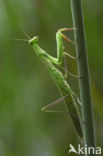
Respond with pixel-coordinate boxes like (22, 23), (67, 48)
(59, 28), (76, 44)
(46, 28), (80, 78)
(59, 28), (79, 60)
(55, 28), (82, 79)
(47, 28), (77, 66)
(60, 28), (82, 60)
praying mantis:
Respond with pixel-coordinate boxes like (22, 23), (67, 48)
(24, 28), (83, 141)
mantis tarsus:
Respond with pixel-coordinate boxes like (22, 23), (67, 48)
(28, 28), (83, 141)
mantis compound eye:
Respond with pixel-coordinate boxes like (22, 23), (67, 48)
(29, 36), (39, 45)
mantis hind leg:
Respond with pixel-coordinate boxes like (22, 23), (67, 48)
(41, 94), (70, 111)
(41, 94), (79, 119)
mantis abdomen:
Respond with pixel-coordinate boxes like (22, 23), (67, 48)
(46, 59), (83, 139)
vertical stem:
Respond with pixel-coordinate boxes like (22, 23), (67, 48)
(70, 0), (96, 155)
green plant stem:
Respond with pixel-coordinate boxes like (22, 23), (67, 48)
(70, 0), (96, 155)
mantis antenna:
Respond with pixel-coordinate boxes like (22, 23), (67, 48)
(12, 29), (31, 42)
(12, 39), (29, 42)
(20, 27), (31, 39)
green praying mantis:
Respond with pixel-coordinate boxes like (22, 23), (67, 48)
(18, 28), (83, 141)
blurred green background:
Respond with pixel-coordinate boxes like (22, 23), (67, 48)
(0, 0), (103, 155)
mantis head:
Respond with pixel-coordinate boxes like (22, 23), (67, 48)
(29, 36), (39, 45)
